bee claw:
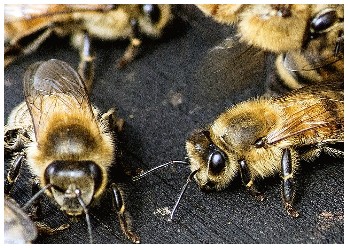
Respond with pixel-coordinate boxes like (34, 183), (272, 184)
(285, 203), (300, 218)
(129, 233), (141, 244)
(255, 193), (266, 202)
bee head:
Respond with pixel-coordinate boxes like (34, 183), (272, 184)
(186, 130), (236, 192)
(44, 160), (103, 216)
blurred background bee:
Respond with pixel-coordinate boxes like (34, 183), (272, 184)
(4, 4), (172, 90)
(195, 4), (344, 91)
(4, 196), (38, 244)
(5, 155), (69, 244)
(4, 59), (139, 243)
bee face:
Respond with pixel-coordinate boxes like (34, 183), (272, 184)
(186, 100), (282, 192)
(5, 59), (140, 242)
(44, 160), (103, 216)
(186, 130), (236, 192)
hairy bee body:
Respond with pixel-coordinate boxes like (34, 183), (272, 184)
(186, 83), (343, 216)
(197, 4), (310, 52)
(196, 4), (344, 90)
(5, 59), (138, 243)
(5, 4), (172, 68)
(5, 60), (115, 212)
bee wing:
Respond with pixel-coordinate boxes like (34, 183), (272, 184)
(266, 93), (344, 144)
(23, 59), (95, 139)
(5, 4), (116, 22)
(283, 49), (343, 72)
(195, 37), (265, 105)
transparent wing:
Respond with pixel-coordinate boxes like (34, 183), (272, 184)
(194, 37), (266, 106)
(283, 47), (343, 72)
(23, 59), (95, 139)
(266, 83), (344, 144)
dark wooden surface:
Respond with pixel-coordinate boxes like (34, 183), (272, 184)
(4, 5), (344, 244)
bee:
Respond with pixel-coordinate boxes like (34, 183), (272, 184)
(195, 4), (344, 90)
(4, 4), (172, 88)
(134, 82), (343, 219)
(4, 59), (139, 243)
(4, 197), (38, 244)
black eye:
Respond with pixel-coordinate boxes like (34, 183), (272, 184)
(44, 160), (103, 192)
(311, 9), (337, 34)
(208, 151), (226, 174)
(254, 137), (265, 148)
(142, 4), (161, 24)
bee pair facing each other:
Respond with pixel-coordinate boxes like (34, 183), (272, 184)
(5, 58), (343, 243)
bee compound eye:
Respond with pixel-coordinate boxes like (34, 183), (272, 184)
(311, 9), (337, 34)
(142, 4), (161, 24)
(87, 162), (103, 192)
(254, 137), (265, 148)
(44, 161), (103, 193)
(208, 151), (226, 174)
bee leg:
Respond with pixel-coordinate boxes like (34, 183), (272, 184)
(5, 153), (25, 195)
(323, 146), (344, 158)
(35, 222), (70, 236)
(302, 144), (344, 161)
(239, 160), (265, 201)
(5, 25), (53, 67)
(110, 183), (140, 243)
(29, 179), (70, 235)
(27, 179), (43, 220)
(4, 127), (30, 155)
(78, 31), (95, 94)
(281, 148), (300, 218)
(101, 108), (124, 133)
(117, 19), (142, 69)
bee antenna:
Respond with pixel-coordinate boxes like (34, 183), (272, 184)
(132, 160), (189, 181)
(170, 169), (198, 221)
(75, 189), (93, 244)
(22, 183), (52, 210)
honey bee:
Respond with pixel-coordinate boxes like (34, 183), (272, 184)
(4, 59), (139, 243)
(5, 4), (172, 88)
(134, 82), (343, 219)
(195, 4), (344, 90)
